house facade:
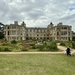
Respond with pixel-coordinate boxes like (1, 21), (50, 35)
(4, 21), (72, 41)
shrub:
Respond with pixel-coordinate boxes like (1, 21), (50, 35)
(2, 43), (10, 46)
(72, 42), (75, 49)
(47, 42), (58, 51)
(0, 47), (3, 52)
(60, 42), (65, 46)
(37, 45), (45, 51)
(29, 43), (35, 46)
(4, 47), (12, 52)
(37, 42), (58, 51)
(0, 46), (12, 52)
(32, 45), (37, 49)
(11, 40), (17, 44)
(21, 47), (28, 51)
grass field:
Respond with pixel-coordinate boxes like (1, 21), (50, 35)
(0, 54), (75, 75)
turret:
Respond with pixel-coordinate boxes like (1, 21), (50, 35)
(57, 22), (62, 26)
(21, 21), (26, 27)
(47, 22), (54, 28)
(14, 21), (18, 25)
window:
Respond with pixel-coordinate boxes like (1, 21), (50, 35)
(4, 31), (6, 35)
(35, 30), (37, 32)
(12, 37), (16, 40)
(28, 29), (32, 32)
(34, 29), (35, 32)
(38, 30), (40, 32)
(45, 30), (47, 32)
(8, 26), (9, 29)
(68, 32), (70, 35)
(68, 27), (71, 30)
(57, 32), (59, 35)
(37, 34), (39, 36)
(64, 31), (67, 35)
(63, 27), (67, 29)
(42, 30), (44, 32)
(17, 37), (18, 40)
(26, 34), (28, 36)
(4, 26), (6, 29)
(20, 37), (22, 40)
(32, 30), (33, 32)
(12, 26), (16, 29)
(61, 31), (67, 35)
(20, 33), (22, 35)
(30, 29), (32, 32)
(12, 31), (16, 35)
(44, 30), (45, 32)
(8, 31), (9, 35)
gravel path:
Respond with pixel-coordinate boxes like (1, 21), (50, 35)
(0, 52), (64, 54)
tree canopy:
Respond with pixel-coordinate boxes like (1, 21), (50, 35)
(0, 32), (4, 39)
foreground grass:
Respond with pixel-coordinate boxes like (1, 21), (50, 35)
(0, 54), (75, 75)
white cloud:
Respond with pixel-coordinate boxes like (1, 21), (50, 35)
(69, 0), (75, 4)
(0, 0), (75, 31)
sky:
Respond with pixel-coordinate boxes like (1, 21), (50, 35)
(0, 0), (75, 31)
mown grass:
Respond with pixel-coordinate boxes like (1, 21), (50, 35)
(0, 54), (75, 75)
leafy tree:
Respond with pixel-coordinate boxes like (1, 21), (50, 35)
(72, 37), (75, 41)
(0, 32), (4, 39)
(0, 22), (4, 25)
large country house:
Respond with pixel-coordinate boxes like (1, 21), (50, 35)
(4, 21), (72, 41)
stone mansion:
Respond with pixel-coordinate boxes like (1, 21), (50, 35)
(4, 21), (72, 41)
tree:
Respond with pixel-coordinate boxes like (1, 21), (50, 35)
(0, 32), (4, 39)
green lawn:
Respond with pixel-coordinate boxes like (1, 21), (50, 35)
(0, 54), (75, 75)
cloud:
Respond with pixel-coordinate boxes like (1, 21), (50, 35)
(69, 0), (75, 4)
(69, 3), (75, 11)
(0, 0), (75, 31)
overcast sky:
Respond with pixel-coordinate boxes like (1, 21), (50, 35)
(0, 0), (75, 31)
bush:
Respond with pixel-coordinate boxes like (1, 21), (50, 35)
(72, 41), (75, 49)
(11, 40), (17, 44)
(32, 45), (37, 49)
(4, 47), (12, 52)
(0, 47), (3, 52)
(60, 42), (65, 46)
(37, 42), (58, 51)
(37, 45), (45, 51)
(29, 43), (35, 46)
(47, 42), (58, 51)
(2, 43), (10, 46)
(21, 47), (28, 51)
(0, 46), (12, 52)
